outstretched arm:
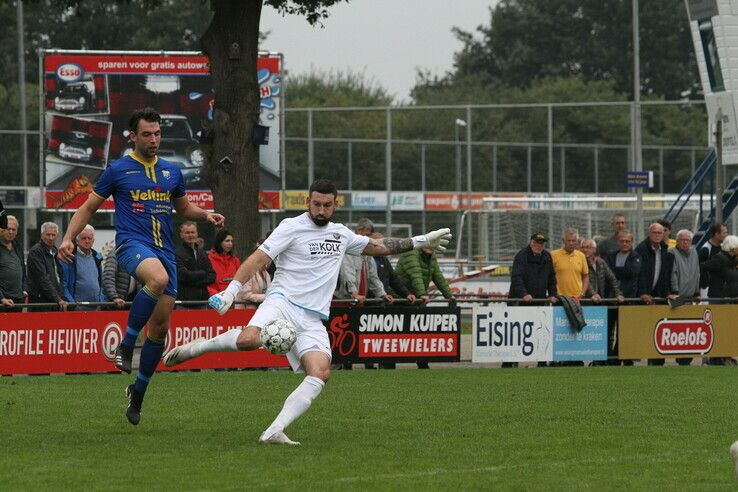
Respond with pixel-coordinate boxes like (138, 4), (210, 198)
(362, 228), (452, 256)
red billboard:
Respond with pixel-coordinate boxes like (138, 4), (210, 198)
(0, 309), (288, 375)
(43, 50), (283, 212)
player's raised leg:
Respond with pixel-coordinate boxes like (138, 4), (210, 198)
(163, 325), (262, 366)
(125, 293), (174, 425)
(115, 257), (168, 374)
(120, 257), (172, 425)
(259, 351), (329, 445)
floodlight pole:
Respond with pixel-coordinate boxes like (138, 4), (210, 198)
(17, 0), (29, 253)
(632, 0), (644, 240)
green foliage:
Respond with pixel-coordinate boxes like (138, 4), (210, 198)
(447, 0), (698, 100)
(1, 367), (737, 488)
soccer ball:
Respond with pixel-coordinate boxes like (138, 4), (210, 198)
(260, 319), (297, 355)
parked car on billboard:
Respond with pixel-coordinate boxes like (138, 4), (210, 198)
(58, 130), (94, 163)
(54, 81), (95, 113)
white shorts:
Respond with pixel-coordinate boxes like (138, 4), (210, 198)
(248, 294), (332, 373)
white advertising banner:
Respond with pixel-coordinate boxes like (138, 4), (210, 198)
(472, 305), (553, 363)
(391, 191), (424, 210)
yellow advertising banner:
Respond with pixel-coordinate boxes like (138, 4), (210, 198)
(618, 305), (738, 358)
(283, 191), (348, 210)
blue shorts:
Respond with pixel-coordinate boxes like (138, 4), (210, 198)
(116, 241), (178, 298)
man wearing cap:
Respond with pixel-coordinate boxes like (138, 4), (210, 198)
(509, 233), (558, 368)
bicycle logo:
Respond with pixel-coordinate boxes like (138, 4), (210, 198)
(328, 313), (356, 356)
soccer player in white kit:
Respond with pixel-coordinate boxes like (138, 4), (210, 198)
(163, 179), (451, 445)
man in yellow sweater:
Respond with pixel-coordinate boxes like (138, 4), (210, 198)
(551, 228), (589, 299)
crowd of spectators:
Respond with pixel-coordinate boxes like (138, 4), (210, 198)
(2, 211), (736, 367)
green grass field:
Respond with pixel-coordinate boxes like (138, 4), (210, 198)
(2, 366), (737, 490)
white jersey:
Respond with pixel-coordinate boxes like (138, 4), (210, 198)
(258, 212), (370, 319)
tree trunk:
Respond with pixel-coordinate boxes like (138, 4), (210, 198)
(201, 0), (262, 260)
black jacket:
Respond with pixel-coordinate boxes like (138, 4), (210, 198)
(175, 242), (216, 301)
(0, 240), (27, 300)
(509, 246), (557, 299)
(27, 240), (64, 303)
(604, 249), (642, 298)
(699, 250), (738, 298)
(635, 239), (673, 297)
(373, 256), (412, 298)
(698, 242), (721, 291)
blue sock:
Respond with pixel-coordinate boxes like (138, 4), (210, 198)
(121, 286), (159, 348)
(134, 336), (165, 395)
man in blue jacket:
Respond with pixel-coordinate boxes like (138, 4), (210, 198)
(60, 224), (104, 310)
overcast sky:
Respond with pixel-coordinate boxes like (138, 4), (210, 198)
(261, 0), (495, 102)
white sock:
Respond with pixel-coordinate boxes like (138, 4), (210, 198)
(191, 328), (240, 357)
(263, 376), (325, 437)
(224, 280), (242, 297)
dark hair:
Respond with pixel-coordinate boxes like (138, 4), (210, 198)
(308, 179), (337, 198)
(709, 222), (725, 238)
(129, 107), (161, 133)
(213, 229), (233, 255)
(656, 219), (671, 230)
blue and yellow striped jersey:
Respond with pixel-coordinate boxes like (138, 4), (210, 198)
(93, 153), (186, 251)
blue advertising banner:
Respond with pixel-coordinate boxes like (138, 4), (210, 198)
(552, 306), (608, 361)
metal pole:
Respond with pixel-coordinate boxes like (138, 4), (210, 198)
(421, 144), (426, 233)
(594, 146), (599, 194)
(347, 142), (353, 225)
(17, 0), (29, 254)
(492, 145), (498, 192)
(527, 145), (532, 192)
(659, 147), (664, 194)
(633, 0), (644, 240)
(560, 146), (565, 193)
(307, 109), (314, 186)
(715, 111), (723, 223)
(548, 104), (553, 194)
(466, 106), (472, 259)
(385, 108), (392, 235)
(455, 124), (461, 193)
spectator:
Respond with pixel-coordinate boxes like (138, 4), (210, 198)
(102, 247), (142, 310)
(334, 219), (393, 370)
(699, 222), (728, 298)
(551, 228), (589, 299)
(395, 245), (455, 369)
(699, 222), (730, 366)
(597, 214), (626, 257)
(60, 224), (104, 310)
(369, 232), (417, 304)
(509, 233), (558, 368)
(636, 223), (675, 366)
(0, 215), (27, 310)
(582, 237), (623, 366)
(636, 223), (674, 305)
(235, 239), (271, 310)
(27, 222), (67, 311)
(175, 221), (216, 308)
(700, 236), (738, 365)
(700, 235), (738, 298)
(604, 230), (642, 300)
(581, 238), (624, 304)
(208, 229), (241, 297)
(369, 231), (417, 370)
(668, 229), (701, 366)
(656, 219), (676, 249)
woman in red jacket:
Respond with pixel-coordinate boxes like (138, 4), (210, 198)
(207, 229), (241, 297)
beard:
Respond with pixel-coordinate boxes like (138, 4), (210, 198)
(309, 214), (329, 227)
